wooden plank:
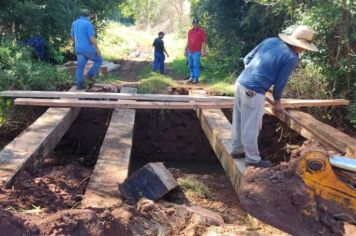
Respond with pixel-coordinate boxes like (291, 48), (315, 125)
(119, 162), (177, 203)
(265, 107), (356, 158)
(1, 90), (234, 102)
(265, 99), (350, 108)
(0, 88), (80, 188)
(81, 87), (137, 208)
(2, 90), (350, 107)
(14, 98), (234, 109)
(191, 90), (246, 193)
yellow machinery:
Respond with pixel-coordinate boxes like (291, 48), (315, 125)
(297, 151), (356, 222)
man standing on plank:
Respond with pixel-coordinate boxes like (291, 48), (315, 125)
(186, 18), (207, 84)
(230, 25), (318, 168)
(152, 31), (169, 74)
(71, 9), (102, 90)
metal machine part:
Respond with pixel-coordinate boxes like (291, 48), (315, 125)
(297, 151), (356, 223)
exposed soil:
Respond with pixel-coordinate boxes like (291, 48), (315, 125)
(0, 167), (286, 236)
(131, 110), (216, 163)
(239, 141), (355, 236)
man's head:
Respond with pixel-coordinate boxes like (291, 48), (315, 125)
(80, 9), (92, 19)
(158, 31), (165, 39)
(192, 18), (200, 29)
(279, 25), (318, 53)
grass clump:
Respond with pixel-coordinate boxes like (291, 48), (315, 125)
(138, 65), (177, 94)
(177, 176), (212, 199)
(138, 72), (177, 94)
(206, 82), (235, 96)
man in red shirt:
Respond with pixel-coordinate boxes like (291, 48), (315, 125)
(186, 18), (207, 84)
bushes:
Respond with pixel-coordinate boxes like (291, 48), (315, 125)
(0, 38), (73, 127)
(0, 38), (72, 91)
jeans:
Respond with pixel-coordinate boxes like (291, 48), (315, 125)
(153, 52), (165, 73)
(76, 51), (103, 89)
(230, 81), (265, 163)
(188, 51), (201, 82)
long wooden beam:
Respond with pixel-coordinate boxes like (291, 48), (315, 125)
(191, 90), (246, 192)
(14, 98), (234, 109)
(0, 90), (350, 107)
(0, 88), (80, 188)
(1, 90), (233, 102)
(81, 87), (136, 208)
(265, 107), (356, 158)
(14, 97), (351, 110)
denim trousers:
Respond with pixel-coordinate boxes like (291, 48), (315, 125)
(76, 51), (103, 89)
(230, 81), (265, 163)
(188, 51), (201, 81)
(153, 52), (165, 73)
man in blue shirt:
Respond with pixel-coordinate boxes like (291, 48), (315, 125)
(231, 25), (318, 168)
(71, 9), (102, 90)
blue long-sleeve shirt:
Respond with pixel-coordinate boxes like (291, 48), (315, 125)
(238, 37), (299, 99)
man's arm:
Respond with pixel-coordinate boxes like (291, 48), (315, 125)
(273, 58), (299, 111)
(201, 41), (207, 57)
(89, 37), (101, 56)
(164, 47), (169, 57)
(201, 30), (207, 57)
(70, 25), (74, 41)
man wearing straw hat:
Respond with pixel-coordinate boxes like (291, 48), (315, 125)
(230, 25), (318, 168)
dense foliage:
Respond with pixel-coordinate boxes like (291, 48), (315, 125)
(191, 0), (355, 125)
(0, 1), (120, 126)
(0, 0), (121, 63)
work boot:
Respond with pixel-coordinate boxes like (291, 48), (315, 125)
(85, 75), (96, 83)
(186, 78), (193, 84)
(246, 160), (272, 168)
(192, 81), (200, 84)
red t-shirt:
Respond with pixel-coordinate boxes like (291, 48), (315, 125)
(188, 27), (207, 52)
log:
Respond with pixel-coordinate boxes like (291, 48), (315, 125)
(191, 90), (246, 193)
(14, 98), (234, 109)
(265, 107), (356, 158)
(119, 162), (177, 203)
(0, 87), (80, 188)
(81, 87), (137, 208)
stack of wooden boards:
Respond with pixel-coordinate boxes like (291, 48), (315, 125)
(0, 90), (350, 110)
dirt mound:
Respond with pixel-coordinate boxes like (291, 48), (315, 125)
(0, 163), (91, 212)
(0, 207), (104, 236)
(239, 141), (349, 236)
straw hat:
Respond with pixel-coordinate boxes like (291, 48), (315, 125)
(279, 25), (318, 52)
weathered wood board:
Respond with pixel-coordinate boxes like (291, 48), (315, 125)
(0, 88), (80, 188)
(119, 162), (177, 203)
(81, 87), (137, 208)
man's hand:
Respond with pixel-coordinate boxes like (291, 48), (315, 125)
(96, 48), (101, 56)
(166, 53), (170, 58)
(273, 99), (284, 112)
(201, 50), (206, 57)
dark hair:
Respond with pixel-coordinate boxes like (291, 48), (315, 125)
(192, 18), (199, 24)
(158, 31), (165, 36)
(80, 9), (91, 17)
